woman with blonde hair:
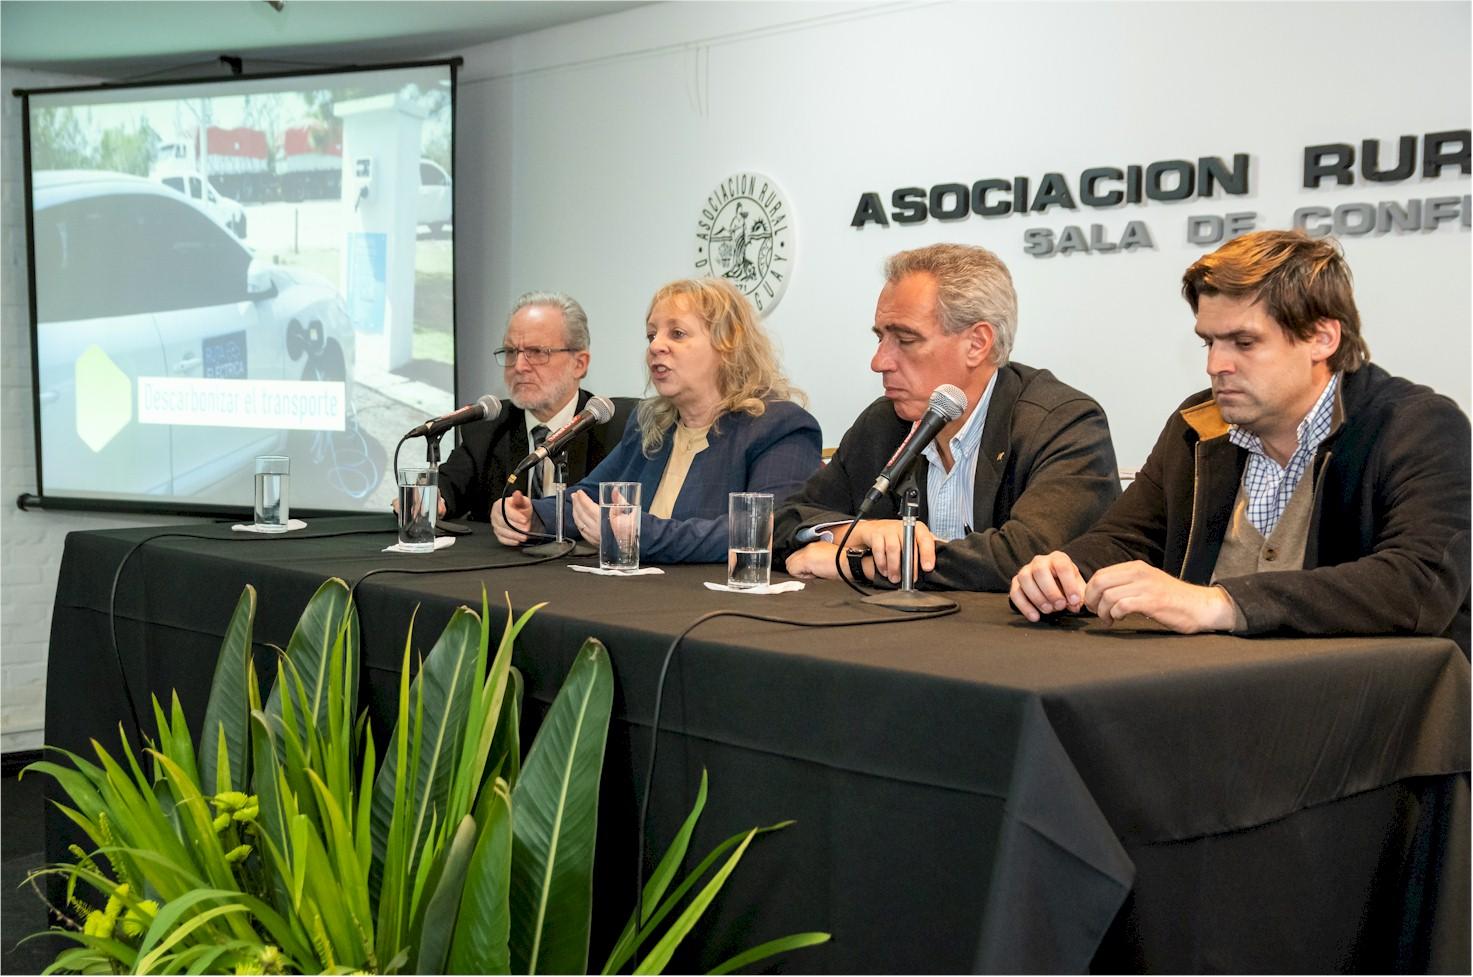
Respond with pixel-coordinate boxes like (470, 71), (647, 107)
(492, 278), (821, 562)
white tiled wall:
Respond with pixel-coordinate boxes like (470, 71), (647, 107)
(0, 66), (198, 753)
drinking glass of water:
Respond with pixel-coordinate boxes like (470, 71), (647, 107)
(253, 455), (291, 532)
(397, 464), (439, 553)
(727, 492), (773, 589)
(598, 481), (642, 571)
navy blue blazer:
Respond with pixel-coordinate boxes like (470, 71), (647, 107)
(531, 399), (823, 563)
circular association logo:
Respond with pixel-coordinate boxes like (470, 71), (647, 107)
(694, 172), (794, 315)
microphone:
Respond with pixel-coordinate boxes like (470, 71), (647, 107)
(859, 384), (968, 514)
(511, 396), (616, 476)
(405, 394), (501, 439)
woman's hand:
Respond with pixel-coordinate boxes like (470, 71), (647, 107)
(390, 496), (446, 517)
(570, 489), (602, 546)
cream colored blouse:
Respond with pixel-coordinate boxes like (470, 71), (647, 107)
(648, 421), (712, 518)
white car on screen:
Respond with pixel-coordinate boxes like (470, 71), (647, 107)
(158, 170), (248, 238)
(419, 158), (451, 233)
(31, 170), (354, 499)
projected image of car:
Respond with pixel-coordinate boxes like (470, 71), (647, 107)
(157, 170), (248, 238)
(32, 170), (357, 500)
(419, 158), (451, 234)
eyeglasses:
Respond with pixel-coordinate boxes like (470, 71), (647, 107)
(493, 346), (578, 366)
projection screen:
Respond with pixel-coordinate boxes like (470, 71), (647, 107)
(22, 60), (456, 515)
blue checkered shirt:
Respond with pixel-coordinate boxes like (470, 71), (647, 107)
(1227, 374), (1340, 537)
(920, 372), (996, 542)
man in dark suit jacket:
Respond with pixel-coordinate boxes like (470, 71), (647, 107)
(775, 244), (1120, 590)
(439, 291), (632, 521)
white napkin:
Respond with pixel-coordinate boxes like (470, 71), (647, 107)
(232, 519), (308, 533)
(569, 564), (664, 576)
(703, 580), (806, 595)
(382, 536), (457, 553)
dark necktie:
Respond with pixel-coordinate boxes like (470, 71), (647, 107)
(528, 424), (550, 497)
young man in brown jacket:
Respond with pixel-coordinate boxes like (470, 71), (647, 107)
(1011, 230), (1471, 655)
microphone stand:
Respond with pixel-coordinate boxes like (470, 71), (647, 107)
(412, 432), (457, 538)
(861, 471), (957, 612)
(522, 456), (593, 557)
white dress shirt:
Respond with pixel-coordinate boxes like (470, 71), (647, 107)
(525, 395), (579, 497)
(920, 371), (996, 541)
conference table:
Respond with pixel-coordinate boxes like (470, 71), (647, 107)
(43, 517), (1470, 973)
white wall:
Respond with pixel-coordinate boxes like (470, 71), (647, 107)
(454, 0), (1471, 471)
(0, 66), (201, 752)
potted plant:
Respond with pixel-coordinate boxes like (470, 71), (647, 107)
(27, 580), (827, 974)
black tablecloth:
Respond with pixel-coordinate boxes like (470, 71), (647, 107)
(43, 517), (1471, 973)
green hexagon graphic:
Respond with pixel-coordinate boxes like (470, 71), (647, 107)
(75, 344), (133, 452)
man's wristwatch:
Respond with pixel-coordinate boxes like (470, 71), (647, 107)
(845, 547), (869, 583)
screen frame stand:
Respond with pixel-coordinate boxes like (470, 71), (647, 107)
(524, 456), (594, 557)
(861, 473), (957, 612)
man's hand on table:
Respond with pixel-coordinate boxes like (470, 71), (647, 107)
(1010, 553), (1237, 634)
(798, 519), (936, 584)
(491, 492), (534, 546)
(784, 541), (876, 583)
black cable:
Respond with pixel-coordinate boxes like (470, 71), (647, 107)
(106, 533), (196, 741)
(390, 435), (409, 494)
(494, 464), (589, 546)
(832, 470), (924, 598)
(345, 540), (576, 604)
(832, 517), (871, 598)
(107, 513), (577, 742)
(495, 476), (552, 542)
(105, 523), (405, 742)
(630, 602), (958, 941)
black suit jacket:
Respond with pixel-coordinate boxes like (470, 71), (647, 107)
(438, 389), (635, 521)
(773, 362), (1120, 591)
(1063, 363), (1471, 653)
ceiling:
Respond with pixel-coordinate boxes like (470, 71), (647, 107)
(1, 1), (648, 79)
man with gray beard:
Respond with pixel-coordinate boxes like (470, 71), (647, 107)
(438, 291), (633, 521)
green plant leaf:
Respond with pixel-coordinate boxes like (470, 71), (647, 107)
(371, 605), (488, 963)
(603, 820), (793, 976)
(305, 769), (374, 941)
(137, 903), (251, 973)
(448, 779), (513, 975)
(705, 932), (832, 975)
(490, 666), (523, 792)
(25, 759), (107, 834)
(374, 621), (417, 963)
(414, 814), (478, 974)
(370, 605), (481, 907)
(453, 599), (539, 825)
(136, 901), (253, 977)
(39, 930), (138, 972)
(633, 830), (756, 975)
(248, 711), (289, 883)
(642, 769), (708, 923)
(199, 585), (256, 796)
(264, 578), (352, 745)
(178, 939), (260, 975)
(288, 812), (368, 968)
(509, 638), (614, 976)
(602, 771), (708, 973)
(355, 715), (377, 886)
(112, 876), (314, 968)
